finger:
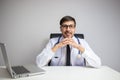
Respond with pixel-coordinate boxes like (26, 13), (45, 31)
(60, 38), (74, 46)
(62, 40), (70, 45)
(61, 38), (69, 42)
(66, 38), (74, 42)
(58, 40), (69, 47)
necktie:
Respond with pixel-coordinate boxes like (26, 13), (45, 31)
(66, 45), (71, 66)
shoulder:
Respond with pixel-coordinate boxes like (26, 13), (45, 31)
(77, 38), (91, 48)
(50, 37), (59, 42)
(78, 38), (85, 42)
(49, 37), (60, 45)
(78, 38), (88, 45)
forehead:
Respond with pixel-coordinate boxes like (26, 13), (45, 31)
(62, 21), (75, 25)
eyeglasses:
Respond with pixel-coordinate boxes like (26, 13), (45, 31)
(61, 24), (75, 29)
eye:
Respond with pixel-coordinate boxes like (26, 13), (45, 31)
(69, 25), (73, 28)
(64, 25), (68, 28)
(61, 24), (75, 29)
(62, 25), (68, 28)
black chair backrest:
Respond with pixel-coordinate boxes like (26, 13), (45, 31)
(50, 33), (84, 39)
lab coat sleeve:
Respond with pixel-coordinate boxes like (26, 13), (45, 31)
(36, 39), (55, 67)
(80, 39), (101, 68)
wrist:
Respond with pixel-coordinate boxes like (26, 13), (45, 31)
(77, 45), (85, 54)
(51, 44), (59, 53)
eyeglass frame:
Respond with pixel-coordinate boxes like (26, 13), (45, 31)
(61, 24), (76, 29)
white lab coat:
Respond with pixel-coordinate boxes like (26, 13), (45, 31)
(36, 36), (101, 68)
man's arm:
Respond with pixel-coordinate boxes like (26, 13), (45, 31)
(77, 39), (101, 68)
(63, 38), (101, 68)
(36, 40), (55, 67)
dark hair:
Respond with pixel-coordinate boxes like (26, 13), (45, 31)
(60, 16), (76, 26)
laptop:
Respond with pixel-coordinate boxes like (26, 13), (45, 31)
(0, 43), (45, 78)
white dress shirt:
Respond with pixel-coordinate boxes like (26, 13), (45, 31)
(36, 36), (101, 68)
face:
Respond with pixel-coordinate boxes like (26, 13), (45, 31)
(60, 21), (76, 38)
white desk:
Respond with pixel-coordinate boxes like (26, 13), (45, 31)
(0, 66), (120, 80)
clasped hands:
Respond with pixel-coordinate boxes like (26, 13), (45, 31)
(52, 38), (85, 53)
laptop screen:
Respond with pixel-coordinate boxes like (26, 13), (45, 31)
(0, 43), (14, 77)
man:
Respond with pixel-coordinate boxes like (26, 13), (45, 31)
(36, 16), (101, 68)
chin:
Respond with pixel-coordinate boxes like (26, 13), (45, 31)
(65, 35), (72, 38)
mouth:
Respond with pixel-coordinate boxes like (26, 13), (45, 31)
(65, 31), (72, 37)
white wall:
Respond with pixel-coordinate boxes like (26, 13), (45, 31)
(0, 0), (120, 71)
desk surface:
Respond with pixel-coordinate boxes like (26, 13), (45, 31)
(0, 66), (120, 80)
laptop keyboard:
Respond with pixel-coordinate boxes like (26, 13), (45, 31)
(12, 66), (30, 74)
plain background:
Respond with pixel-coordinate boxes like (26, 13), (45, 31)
(0, 0), (120, 72)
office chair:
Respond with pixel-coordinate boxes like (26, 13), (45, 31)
(50, 33), (84, 39)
